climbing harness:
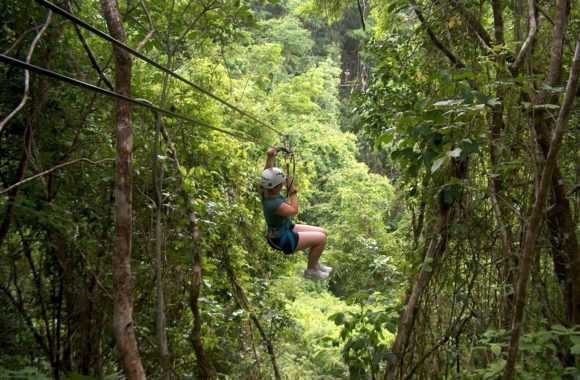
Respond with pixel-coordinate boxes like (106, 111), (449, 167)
(266, 225), (298, 255)
(262, 135), (300, 253)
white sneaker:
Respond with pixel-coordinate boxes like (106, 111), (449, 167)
(317, 263), (333, 273)
(303, 268), (329, 280)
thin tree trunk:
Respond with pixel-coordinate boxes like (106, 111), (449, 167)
(510, 0), (538, 74)
(0, 150), (28, 246)
(99, 1), (146, 379)
(223, 253), (282, 380)
(188, 219), (217, 380)
(386, 203), (453, 380)
(412, 175), (429, 249)
(385, 160), (468, 380)
(530, 0), (580, 326)
(490, 0), (516, 331)
(513, 0), (524, 41)
(152, 113), (170, 378)
(156, 120), (217, 379)
(503, 38), (580, 380)
(151, 52), (174, 379)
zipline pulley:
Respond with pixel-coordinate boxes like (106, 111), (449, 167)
(275, 135), (296, 197)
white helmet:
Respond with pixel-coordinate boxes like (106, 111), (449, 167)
(261, 167), (286, 189)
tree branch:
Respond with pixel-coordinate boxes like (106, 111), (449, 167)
(0, 158), (114, 196)
(413, 5), (466, 69)
(3, 24), (43, 56)
(0, 10), (52, 133)
(537, 5), (554, 25)
(172, 0), (219, 55)
(0, 281), (50, 357)
(357, 0), (366, 31)
(541, 0), (570, 94)
(447, 0), (494, 52)
(404, 313), (474, 380)
(66, 0), (114, 90)
(503, 38), (580, 380)
(135, 0), (156, 52)
(491, 0), (505, 45)
(510, 0), (539, 73)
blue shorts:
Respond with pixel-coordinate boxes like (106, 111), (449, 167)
(267, 225), (299, 255)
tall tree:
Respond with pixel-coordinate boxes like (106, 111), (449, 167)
(503, 37), (580, 380)
(99, 0), (146, 378)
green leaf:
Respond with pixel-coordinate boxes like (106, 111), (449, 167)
(533, 104), (560, 110)
(431, 156), (446, 173)
(551, 324), (571, 335)
(571, 344), (580, 355)
(541, 84), (565, 93)
(387, 0), (411, 14)
(64, 374), (98, 380)
(433, 99), (464, 107)
(447, 147), (462, 158)
(439, 184), (463, 206)
(422, 110), (444, 124)
(376, 129), (395, 147)
(392, 147), (419, 162)
(330, 312), (346, 325)
(459, 139), (480, 155)
(569, 335), (580, 346)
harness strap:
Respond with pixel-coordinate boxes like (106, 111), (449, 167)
(267, 236), (283, 251)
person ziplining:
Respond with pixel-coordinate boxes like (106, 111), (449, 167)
(260, 147), (332, 280)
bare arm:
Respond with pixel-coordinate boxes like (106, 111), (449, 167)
(276, 180), (299, 217)
(276, 193), (299, 217)
(264, 147), (276, 169)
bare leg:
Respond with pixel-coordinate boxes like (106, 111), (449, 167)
(296, 231), (326, 270)
(293, 224), (328, 236)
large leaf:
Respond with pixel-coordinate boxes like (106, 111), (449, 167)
(431, 156), (447, 173)
(433, 99), (464, 107)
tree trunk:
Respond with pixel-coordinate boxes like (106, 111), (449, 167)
(153, 112), (170, 378)
(223, 252), (282, 380)
(189, 219), (217, 380)
(385, 160), (468, 380)
(513, 0), (524, 41)
(526, 0), (580, 326)
(503, 38), (580, 380)
(490, 0), (516, 330)
(155, 119), (216, 379)
(0, 150), (28, 246)
(99, 1), (146, 379)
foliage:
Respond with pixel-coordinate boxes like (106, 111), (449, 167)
(272, 266), (354, 379)
(330, 293), (397, 380)
(341, 0), (580, 378)
(468, 326), (580, 380)
(0, 0), (403, 378)
(0, 367), (51, 380)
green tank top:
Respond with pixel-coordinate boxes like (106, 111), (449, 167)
(261, 194), (291, 236)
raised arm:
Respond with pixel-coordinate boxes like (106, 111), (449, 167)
(276, 178), (299, 217)
(265, 147), (277, 169)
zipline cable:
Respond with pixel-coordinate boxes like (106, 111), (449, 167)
(0, 53), (259, 144)
(33, 0), (284, 137)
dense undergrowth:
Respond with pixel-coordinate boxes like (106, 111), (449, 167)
(0, 0), (405, 378)
(2, 0), (579, 379)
